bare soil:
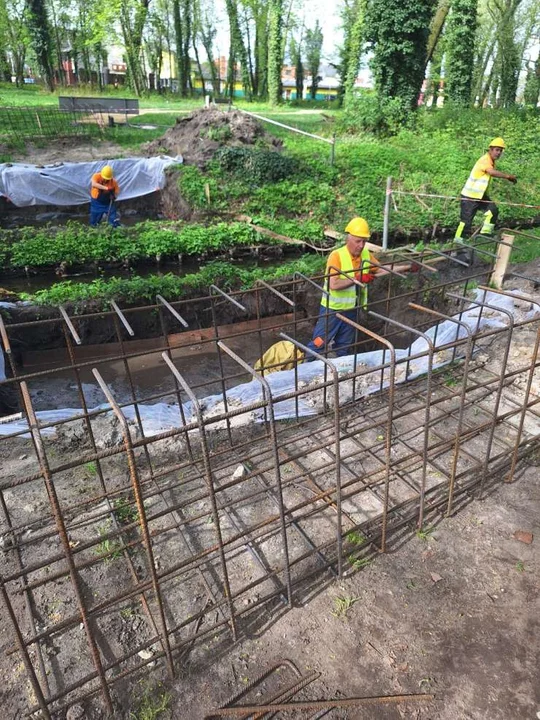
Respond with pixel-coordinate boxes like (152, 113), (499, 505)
(144, 107), (282, 167)
(1, 266), (539, 720)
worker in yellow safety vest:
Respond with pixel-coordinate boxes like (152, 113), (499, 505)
(306, 217), (412, 358)
(455, 137), (517, 241)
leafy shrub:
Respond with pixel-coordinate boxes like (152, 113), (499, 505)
(214, 147), (297, 183)
(339, 91), (411, 136)
(21, 255), (326, 308)
(1, 221), (261, 268)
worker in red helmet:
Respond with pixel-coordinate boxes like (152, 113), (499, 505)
(306, 217), (411, 358)
(90, 164), (120, 227)
(455, 137), (517, 241)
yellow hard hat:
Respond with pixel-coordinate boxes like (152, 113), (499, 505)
(101, 165), (113, 180)
(489, 137), (506, 149)
(345, 217), (370, 238)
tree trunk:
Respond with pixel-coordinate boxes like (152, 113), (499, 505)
(344, 0), (366, 106)
(267, 0), (283, 105)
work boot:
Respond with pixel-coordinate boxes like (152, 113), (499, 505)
(454, 221), (466, 244)
(479, 222), (495, 237)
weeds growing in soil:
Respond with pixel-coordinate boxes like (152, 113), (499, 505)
(113, 497), (139, 525)
(331, 594), (359, 618)
(95, 521), (123, 562)
(130, 681), (171, 720)
(416, 525), (435, 541)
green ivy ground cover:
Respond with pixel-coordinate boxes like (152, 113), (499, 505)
(0, 221), (279, 269)
(19, 256), (326, 308)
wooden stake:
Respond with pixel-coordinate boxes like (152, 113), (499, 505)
(490, 233), (514, 289)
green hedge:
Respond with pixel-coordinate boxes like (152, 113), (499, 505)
(20, 256), (327, 308)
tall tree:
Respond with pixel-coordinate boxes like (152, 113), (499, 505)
(224, 0), (252, 100)
(305, 19), (323, 99)
(119, 0), (151, 94)
(343, 0), (366, 106)
(490, 0), (521, 107)
(289, 35), (304, 99)
(26, 0), (55, 90)
(366, 0), (437, 112)
(424, 0), (450, 70)
(267, 0), (284, 105)
(0, 0), (27, 85)
(445, 0), (479, 104)
(523, 55), (540, 105)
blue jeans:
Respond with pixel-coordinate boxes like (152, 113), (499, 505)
(90, 199), (119, 227)
(306, 306), (358, 358)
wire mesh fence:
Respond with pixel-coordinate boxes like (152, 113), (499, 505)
(0, 106), (101, 143)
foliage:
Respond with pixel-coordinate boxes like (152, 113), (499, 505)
(267, 0), (284, 106)
(343, 0), (367, 106)
(339, 90), (410, 136)
(1, 221), (261, 268)
(305, 20), (323, 100)
(444, 0), (478, 105)
(366, 0), (437, 113)
(20, 255), (326, 307)
(214, 147), (296, 183)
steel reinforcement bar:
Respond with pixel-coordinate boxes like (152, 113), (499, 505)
(0, 245), (539, 717)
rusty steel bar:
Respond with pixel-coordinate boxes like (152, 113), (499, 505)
(205, 692), (434, 716)
(256, 279), (295, 307)
(280, 332), (344, 577)
(449, 289), (515, 498)
(18, 381), (115, 715)
(156, 294), (189, 327)
(216, 340), (294, 605)
(92, 369), (176, 679)
(110, 299), (135, 336)
(369, 310), (434, 528)
(336, 313), (396, 552)
(161, 353), (239, 637)
(408, 302), (476, 516)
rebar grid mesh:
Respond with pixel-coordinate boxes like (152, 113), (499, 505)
(1, 256), (539, 718)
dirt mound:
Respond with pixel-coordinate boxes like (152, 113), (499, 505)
(145, 108), (282, 166)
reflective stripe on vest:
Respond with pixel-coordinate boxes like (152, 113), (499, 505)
(461, 156), (492, 199)
(322, 245), (371, 311)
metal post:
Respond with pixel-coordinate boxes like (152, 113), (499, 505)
(382, 176), (392, 251)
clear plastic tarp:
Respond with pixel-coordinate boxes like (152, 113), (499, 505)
(0, 290), (534, 439)
(0, 156), (182, 207)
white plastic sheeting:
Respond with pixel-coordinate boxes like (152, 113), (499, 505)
(0, 290), (532, 439)
(0, 156), (182, 207)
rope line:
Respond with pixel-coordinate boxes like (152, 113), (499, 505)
(391, 189), (540, 211)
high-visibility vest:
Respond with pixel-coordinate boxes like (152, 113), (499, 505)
(461, 153), (492, 199)
(322, 245), (371, 311)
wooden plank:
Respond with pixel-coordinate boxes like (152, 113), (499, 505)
(490, 233), (515, 289)
(167, 312), (298, 347)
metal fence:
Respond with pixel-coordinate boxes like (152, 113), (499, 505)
(0, 238), (539, 717)
(0, 106), (99, 142)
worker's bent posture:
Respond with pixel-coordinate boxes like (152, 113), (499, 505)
(455, 137), (517, 241)
(90, 165), (120, 227)
(307, 217), (409, 358)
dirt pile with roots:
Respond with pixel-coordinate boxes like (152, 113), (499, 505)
(145, 107), (282, 167)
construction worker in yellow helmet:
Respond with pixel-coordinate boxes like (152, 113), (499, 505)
(455, 137), (517, 241)
(90, 164), (120, 227)
(306, 217), (414, 358)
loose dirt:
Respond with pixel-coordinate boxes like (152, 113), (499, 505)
(145, 107), (282, 167)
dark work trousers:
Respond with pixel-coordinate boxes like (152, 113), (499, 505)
(306, 306), (358, 358)
(460, 194), (498, 237)
(90, 198), (119, 227)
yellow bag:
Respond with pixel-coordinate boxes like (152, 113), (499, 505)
(254, 340), (305, 374)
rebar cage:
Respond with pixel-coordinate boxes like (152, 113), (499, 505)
(1, 241), (539, 718)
